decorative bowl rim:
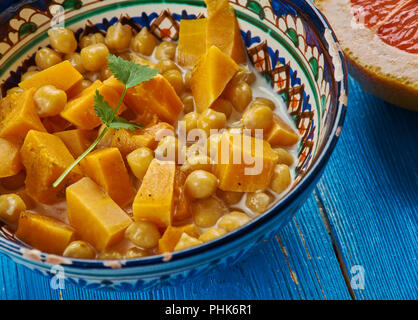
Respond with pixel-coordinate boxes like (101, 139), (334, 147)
(0, 0), (348, 275)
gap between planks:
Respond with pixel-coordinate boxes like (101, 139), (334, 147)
(313, 187), (357, 300)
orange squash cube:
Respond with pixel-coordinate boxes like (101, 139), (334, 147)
(213, 132), (278, 192)
(0, 137), (23, 178)
(20, 130), (83, 204)
(104, 76), (182, 124)
(54, 129), (95, 158)
(133, 159), (176, 228)
(177, 18), (207, 67)
(191, 45), (239, 112)
(265, 115), (299, 147)
(19, 61), (83, 92)
(16, 211), (75, 255)
(81, 147), (135, 207)
(42, 115), (72, 133)
(126, 75), (182, 124)
(66, 177), (132, 251)
(0, 88), (46, 140)
(61, 80), (127, 129)
(205, 0), (247, 64)
(158, 224), (199, 253)
(111, 128), (155, 156)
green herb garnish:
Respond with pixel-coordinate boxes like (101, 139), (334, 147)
(53, 54), (158, 188)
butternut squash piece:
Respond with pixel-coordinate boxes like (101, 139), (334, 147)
(19, 61), (83, 92)
(177, 18), (207, 67)
(205, 0), (247, 64)
(61, 80), (127, 129)
(54, 129), (95, 158)
(213, 132), (278, 192)
(81, 147), (135, 207)
(0, 137), (23, 178)
(173, 168), (191, 222)
(20, 130), (83, 204)
(111, 128), (155, 156)
(106, 75), (182, 124)
(158, 224), (199, 253)
(42, 115), (72, 133)
(265, 115), (299, 147)
(66, 177), (132, 251)
(191, 45), (239, 112)
(111, 121), (174, 156)
(0, 88), (46, 140)
(16, 211), (75, 255)
(174, 232), (202, 251)
(133, 159), (176, 228)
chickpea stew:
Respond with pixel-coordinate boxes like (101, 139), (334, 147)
(0, 0), (299, 260)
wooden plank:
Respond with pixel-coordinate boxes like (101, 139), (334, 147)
(314, 77), (418, 300)
(0, 193), (350, 299)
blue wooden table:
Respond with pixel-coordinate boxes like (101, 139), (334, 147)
(1, 75), (416, 300)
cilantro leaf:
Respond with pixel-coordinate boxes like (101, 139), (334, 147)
(94, 90), (114, 125)
(109, 117), (144, 131)
(107, 54), (158, 88)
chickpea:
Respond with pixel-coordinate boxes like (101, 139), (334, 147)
(183, 112), (199, 133)
(217, 190), (243, 205)
(131, 27), (157, 56)
(205, 133), (223, 160)
(35, 47), (62, 70)
(182, 95), (195, 114)
(252, 97), (275, 110)
(181, 154), (212, 174)
(64, 52), (86, 73)
(105, 22), (132, 52)
(80, 43), (109, 72)
(242, 105), (273, 130)
(246, 192), (271, 214)
(192, 197), (226, 228)
(197, 109), (226, 136)
(63, 241), (95, 259)
(21, 71), (39, 82)
(79, 32), (105, 49)
(183, 69), (192, 90)
(125, 221), (160, 249)
(155, 59), (180, 74)
(33, 85), (67, 117)
(100, 64), (113, 80)
(224, 81), (252, 112)
(126, 147), (154, 179)
(185, 170), (218, 199)
(274, 148), (294, 166)
(125, 247), (148, 259)
(162, 69), (184, 95)
(211, 98), (233, 118)
(232, 67), (256, 85)
(270, 164), (291, 194)
(98, 250), (123, 260)
(6, 87), (23, 96)
(155, 41), (177, 60)
(1, 171), (26, 190)
(218, 211), (251, 232)
(199, 227), (226, 242)
(0, 194), (26, 224)
(48, 27), (77, 54)
(154, 135), (182, 162)
(174, 232), (202, 251)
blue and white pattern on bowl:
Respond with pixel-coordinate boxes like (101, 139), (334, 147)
(0, 0), (347, 290)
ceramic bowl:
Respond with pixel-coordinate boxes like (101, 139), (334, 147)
(0, 0), (347, 290)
